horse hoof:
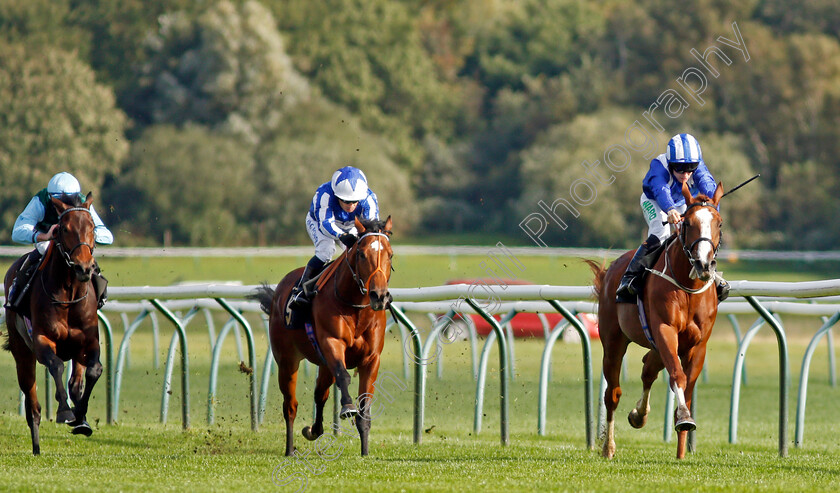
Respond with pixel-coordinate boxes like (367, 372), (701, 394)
(71, 421), (93, 437)
(56, 409), (75, 424)
(628, 409), (648, 429)
(302, 426), (322, 441)
(675, 417), (696, 432)
(339, 404), (358, 419)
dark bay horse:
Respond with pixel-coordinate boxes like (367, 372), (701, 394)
(251, 216), (393, 456)
(3, 193), (103, 455)
(588, 181), (724, 459)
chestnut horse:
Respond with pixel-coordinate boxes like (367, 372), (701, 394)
(588, 181), (724, 459)
(3, 193), (103, 455)
(251, 216), (393, 456)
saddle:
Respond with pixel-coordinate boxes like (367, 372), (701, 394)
(638, 234), (674, 286)
(283, 254), (345, 330)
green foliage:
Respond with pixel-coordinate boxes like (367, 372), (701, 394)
(127, 0), (310, 144)
(272, 0), (462, 167)
(107, 125), (256, 245)
(0, 42), (127, 241)
(0, 0), (90, 53)
(468, 0), (607, 94)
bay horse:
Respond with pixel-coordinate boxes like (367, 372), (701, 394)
(251, 216), (393, 456)
(3, 193), (103, 455)
(588, 181), (724, 459)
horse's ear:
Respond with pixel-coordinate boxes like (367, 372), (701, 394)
(50, 196), (68, 212)
(355, 216), (366, 234)
(83, 192), (93, 207)
(681, 180), (692, 204)
(712, 182), (724, 206)
(384, 215), (392, 235)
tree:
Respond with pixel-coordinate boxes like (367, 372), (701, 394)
(106, 125), (256, 246)
(127, 0), (310, 144)
(0, 42), (127, 241)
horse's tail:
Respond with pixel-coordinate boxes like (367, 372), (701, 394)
(583, 259), (606, 299)
(247, 283), (275, 316)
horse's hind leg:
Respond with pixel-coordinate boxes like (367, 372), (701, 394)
(601, 331), (630, 459)
(628, 350), (664, 429)
(11, 340), (41, 455)
(302, 366), (335, 441)
(278, 360), (300, 456)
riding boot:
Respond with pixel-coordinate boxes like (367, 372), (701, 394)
(4, 251), (41, 311)
(715, 276), (730, 303)
(92, 261), (109, 310)
(616, 235), (661, 304)
(289, 256), (326, 310)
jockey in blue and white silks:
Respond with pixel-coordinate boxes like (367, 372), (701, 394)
(5, 172), (113, 310)
(616, 133), (728, 303)
(290, 166), (380, 309)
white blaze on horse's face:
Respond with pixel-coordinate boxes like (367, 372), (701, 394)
(369, 240), (383, 252)
(693, 207), (716, 277)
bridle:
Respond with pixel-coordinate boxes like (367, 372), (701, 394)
(677, 201), (720, 267)
(41, 206), (95, 305)
(55, 207), (95, 270)
(647, 201), (720, 294)
(335, 231), (392, 308)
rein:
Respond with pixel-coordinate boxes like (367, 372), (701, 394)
(645, 202), (719, 295)
(335, 231), (392, 308)
(43, 206), (95, 305)
(56, 207), (95, 270)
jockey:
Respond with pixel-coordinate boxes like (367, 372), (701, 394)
(288, 166), (379, 309)
(4, 172), (113, 311)
(616, 133), (729, 303)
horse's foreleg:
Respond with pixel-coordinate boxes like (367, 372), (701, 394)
(333, 361), (356, 419)
(69, 349), (102, 436)
(629, 350), (664, 429)
(303, 366), (335, 441)
(601, 335), (629, 459)
(35, 342), (74, 424)
(652, 323), (694, 434)
(354, 358), (381, 456)
(278, 362), (300, 456)
(677, 342), (708, 459)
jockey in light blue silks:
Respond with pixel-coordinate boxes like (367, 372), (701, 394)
(4, 172), (113, 311)
(288, 166), (380, 309)
(615, 133), (729, 304)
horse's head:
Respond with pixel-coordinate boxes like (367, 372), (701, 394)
(351, 215), (394, 311)
(50, 192), (96, 282)
(679, 181), (724, 282)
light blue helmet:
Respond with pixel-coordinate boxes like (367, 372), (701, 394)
(330, 166), (368, 202)
(666, 133), (702, 172)
(47, 172), (82, 196)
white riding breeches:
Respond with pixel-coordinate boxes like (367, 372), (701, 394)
(306, 214), (343, 263)
(639, 193), (686, 242)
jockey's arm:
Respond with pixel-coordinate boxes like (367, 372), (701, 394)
(89, 204), (113, 245)
(643, 160), (677, 212)
(362, 192), (380, 221)
(692, 161), (718, 199)
(11, 197), (46, 244)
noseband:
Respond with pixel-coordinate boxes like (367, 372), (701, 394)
(55, 207), (95, 269)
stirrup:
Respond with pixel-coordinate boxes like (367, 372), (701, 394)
(288, 288), (310, 310)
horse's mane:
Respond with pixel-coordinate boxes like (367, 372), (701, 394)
(360, 218), (390, 234)
(691, 193), (713, 204)
(55, 193), (84, 207)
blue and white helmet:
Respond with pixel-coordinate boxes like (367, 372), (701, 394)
(47, 172), (82, 197)
(666, 133), (702, 172)
(330, 166), (368, 202)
